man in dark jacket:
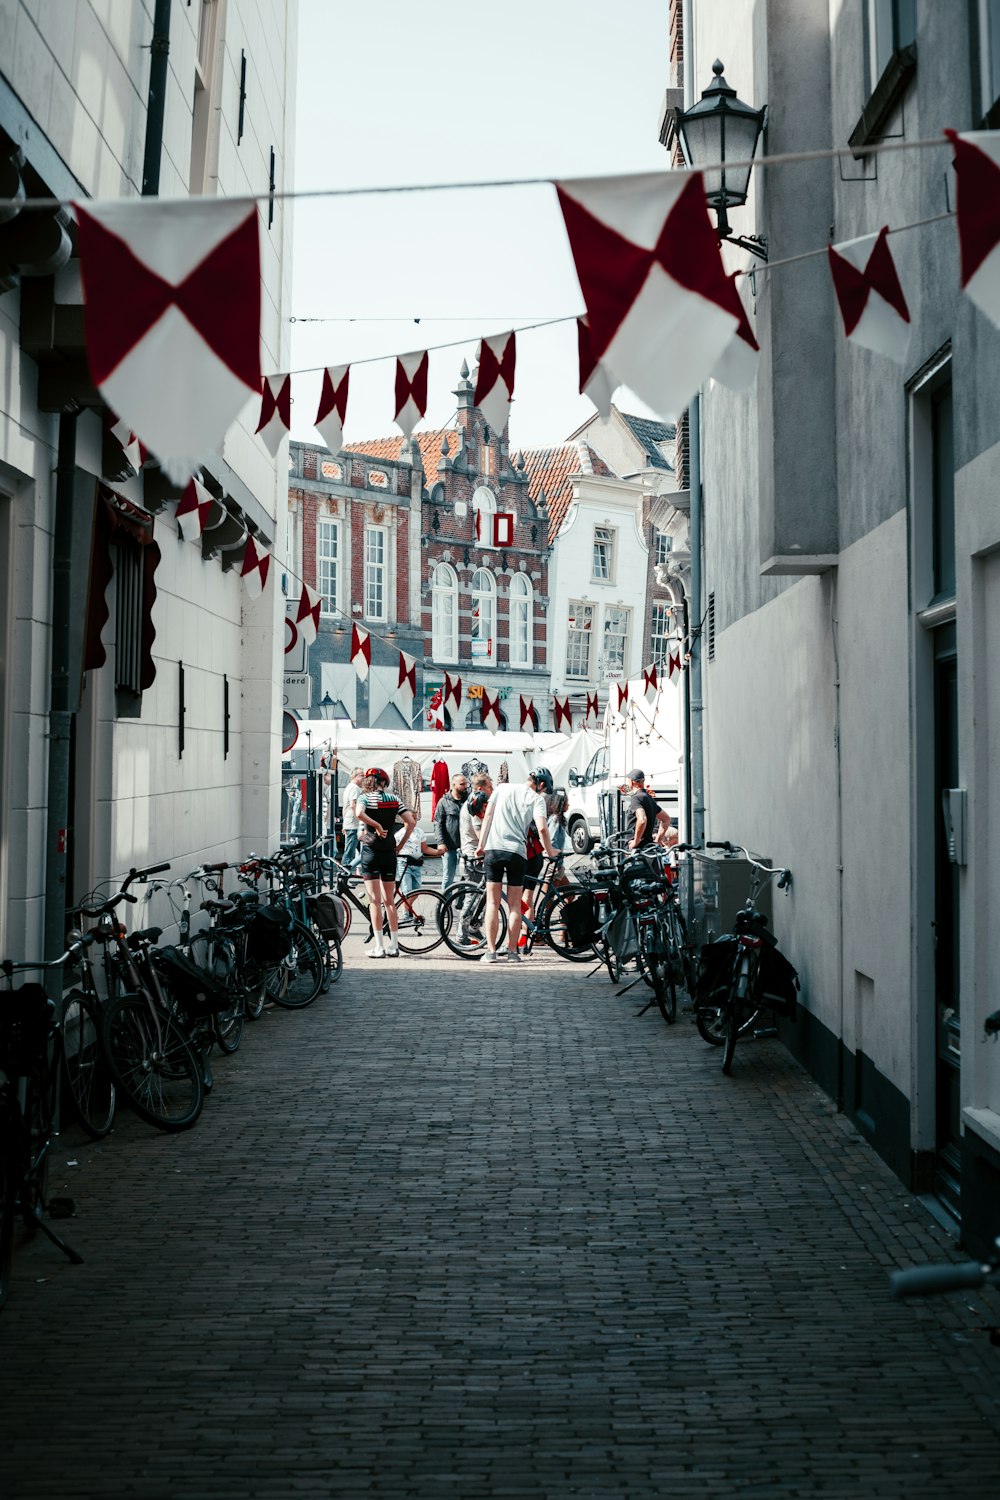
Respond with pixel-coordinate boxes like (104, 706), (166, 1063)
(433, 773), (469, 888)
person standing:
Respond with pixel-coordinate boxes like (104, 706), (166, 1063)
(475, 768), (556, 963)
(622, 769), (672, 851)
(355, 767), (415, 958)
(433, 773), (469, 890)
(340, 768), (365, 869)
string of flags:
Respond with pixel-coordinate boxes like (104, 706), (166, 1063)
(66, 130), (1000, 511)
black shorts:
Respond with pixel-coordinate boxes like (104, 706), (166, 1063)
(484, 850), (527, 886)
(360, 844), (397, 882)
(523, 854), (544, 889)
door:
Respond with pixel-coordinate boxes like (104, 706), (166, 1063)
(932, 632), (961, 1216)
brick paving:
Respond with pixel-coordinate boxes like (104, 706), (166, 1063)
(1, 937), (999, 1498)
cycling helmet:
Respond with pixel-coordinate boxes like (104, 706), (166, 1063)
(468, 790), (489, 818)
(530, 766), (554, 793)
(364, 766), (390, 786)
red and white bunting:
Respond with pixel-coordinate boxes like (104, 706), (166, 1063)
(493, 512), (515, 548)
(240, 536), (270, 600)
(481, 689), (502, 734)
(108, 413), (147, 473)
(315, 364), (350, 454)
(175, 477), (216, 541)
(553, 696), (572, 733)
(667, 644), (683, 685)
(642, 664), (659, 702)
(443, 671), (462, 712)
(556, 171), (738, 421)
(615, 682), (629, 716)
(428, 686), (445, 730)
(828, 227), (911, 363)
(294, 582), (322, 647)
(474, 332), (516, 437)
(519, 694), (536, 732)
(350, 623), (371, 681)
(577, 317), (616, 419)
(945, 129), (1000, 328)
(585, 691), (600, 728)
(712, 274), (760, 390)
(393, 351), (429, 437)
(396, 650), (417, 718)
(256, 373), (291, 455)
(74, 197), (261, 479)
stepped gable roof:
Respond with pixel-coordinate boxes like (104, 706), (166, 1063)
(617, 411), (675, 472)
(522, 441), (616, 543)
(343, 427), (457, 483)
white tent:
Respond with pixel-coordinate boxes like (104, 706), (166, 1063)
(285, 723), (601, 790)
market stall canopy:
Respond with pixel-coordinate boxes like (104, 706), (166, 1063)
(284, 724), (602, 789)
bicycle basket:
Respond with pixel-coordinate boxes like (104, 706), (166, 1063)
(562, 892), (598, 950)
(247, 905), (293, 962)
(306, 890), (345, 941)
(0, 984), (54, 1076)
(152, 946), (229, 1013)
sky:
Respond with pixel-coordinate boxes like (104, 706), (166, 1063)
(290, 0), (671, 448)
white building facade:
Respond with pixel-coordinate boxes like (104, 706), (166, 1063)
(0, 1), (297, 959)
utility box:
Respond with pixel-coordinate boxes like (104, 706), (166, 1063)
(678, 849), (773, 948)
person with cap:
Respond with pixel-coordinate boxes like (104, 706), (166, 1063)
(355, 767), (415, 958)
(622, 769), (673, 852)
(475, 768), (557, 963)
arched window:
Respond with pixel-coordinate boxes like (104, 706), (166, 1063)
(509, 572), (532, 668)
(431, 562), (458, 662)
(470, 567), (495, 663)
(472, 485), (495, 545)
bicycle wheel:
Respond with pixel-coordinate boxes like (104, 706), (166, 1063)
(61, 990), (115, 1139)
(101, 994), (204, 1131)
(0, 1092), (18, 1309)
(242, 958), (268, 1020)
(439, 883), (505, 959)
(266, 922), (325, 1008)
(722, 954), (759, 1075)
(723, 997), (741, 1074)
(535, 884), (599, 963)
(393, 889), (446, 955)
(637, 920), (675, 1024)
(214, 990), (245, 1053)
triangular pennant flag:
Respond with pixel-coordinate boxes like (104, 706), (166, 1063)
(615, 682), (629, 715)
(240, 536), (270, 600)
(577, 316), (617, 418)
(828, 227), (911, 363)
(350, 623), (371, 681)
(428, 685), (445, 730)
(256, 373), (291, 455)
(444, 671), (462, 711)
(492, 512), (515, 548)
(585, 691), (600, 727)
(712, 274), (761, 390)
(108, 412), (147, 473)
(668, 645), (683, 685)
(393, 350), (429, 438)
(74, 197), (261, 480)
(474, 332), (516, 437)
(553, 696), (572, 733)
(556, 172), (738, 420)
(519, 694), (536, 732)
(396, 650), (417, 718)
(175, 477), (216, 541)
(294, 582), (322, 647)
(944, 129), (1000, 328)
(481, 689), (502, 733)
(642, 664), (658, 702)
(315, 364), (350, 453)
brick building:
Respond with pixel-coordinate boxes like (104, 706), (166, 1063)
(287, 360), (552, 730)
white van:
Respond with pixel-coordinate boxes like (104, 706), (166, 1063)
(566, 745), (679, 854)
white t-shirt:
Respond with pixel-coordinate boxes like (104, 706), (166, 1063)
(397, 820), (431, 859)
(483, 784), (547, 854)
(341, 779), (362, 830)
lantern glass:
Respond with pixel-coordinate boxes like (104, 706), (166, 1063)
(675, 62), (765, 211)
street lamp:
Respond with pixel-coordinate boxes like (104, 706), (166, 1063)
(674, 59), (767, 260)
(318, 692), (335, 719)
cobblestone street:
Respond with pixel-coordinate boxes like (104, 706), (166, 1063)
(2, 939), (998, 1498)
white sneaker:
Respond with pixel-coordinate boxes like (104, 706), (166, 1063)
(385, 941), (400, 957)
(369, 939), (385, 958)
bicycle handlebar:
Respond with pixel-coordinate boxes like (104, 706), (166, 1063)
(890, 1261), (988, 1298)
(2, 931), (99, 977)
(70, 890), (139, 918)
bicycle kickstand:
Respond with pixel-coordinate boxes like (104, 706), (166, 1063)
(25, 1200), (84, 1265)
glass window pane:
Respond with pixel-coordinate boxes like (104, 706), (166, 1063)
(566, 602), (594, 679)
(931, 384), (955, 600)
(317, 520), (338, 614)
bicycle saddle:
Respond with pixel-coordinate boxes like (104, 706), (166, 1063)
(201, 899), (235, 914)
(126, 926), (163, 947)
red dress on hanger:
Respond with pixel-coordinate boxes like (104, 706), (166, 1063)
(430, 759), (450, 817)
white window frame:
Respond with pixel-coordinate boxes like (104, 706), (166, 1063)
(566, 601), (594, 681)
(867, 0), (916, 92)
(655, 530), (672, 567)
(509, 572), (532, 668)
(979, 0), (1000, 116)
(650, 601), (673, 665)
(470, 567), (496, 663)
(317, 517), (339, 616)
(472, 485), (495, 546)
(432, 562), (459, 663)
(365, 524), (387, 622)
(593, 525), (616, 583)
(602, 605), (631, 676)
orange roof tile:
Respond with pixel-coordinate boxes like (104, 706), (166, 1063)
(522, 442), (616, 543)
(344, 427), (458, 485)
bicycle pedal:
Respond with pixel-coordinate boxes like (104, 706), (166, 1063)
(48, 1197), (76, 1219)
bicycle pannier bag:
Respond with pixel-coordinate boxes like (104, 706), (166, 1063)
(562, 891), (598, 950)
(0, 983), (54, 1075)
(695, 937), (738, 1008)
(307, 890), (345, 941)
(247, 904), (293, 962)
(757, 944), (800, 1019)
(606, 905), (639, 964)
(153, 946), (229, 1013)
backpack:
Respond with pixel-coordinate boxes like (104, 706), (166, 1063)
(307, 890), (345, 941)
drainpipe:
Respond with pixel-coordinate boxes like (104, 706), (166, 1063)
(141, 0), (172, 196)
(42, 411), (80, 988)
(682, 0), (706, 848)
